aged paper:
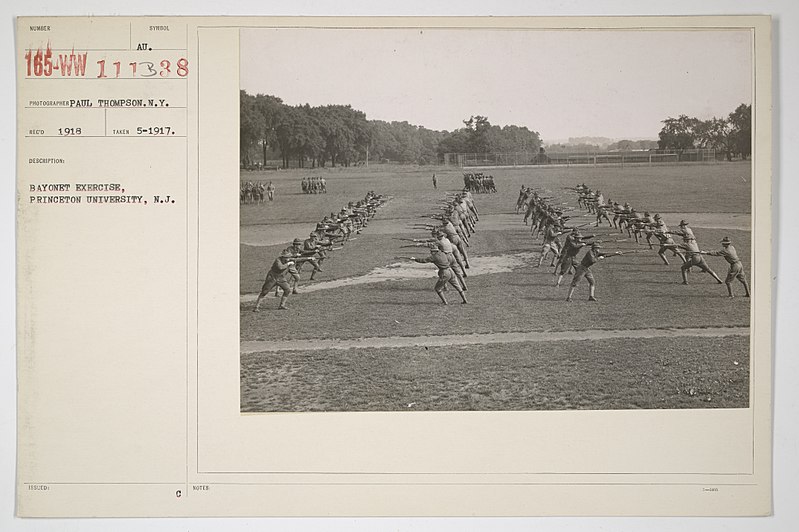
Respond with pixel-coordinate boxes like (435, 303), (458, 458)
(15, 15), (772, 517)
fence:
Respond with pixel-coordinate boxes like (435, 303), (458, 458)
(443, 149), (717, 168)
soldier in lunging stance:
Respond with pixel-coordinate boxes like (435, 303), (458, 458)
(409, 243), (468, 305)
(566, 241), (621, 302)
(253, 249), (295, 311)
(704, 236), (751, 298)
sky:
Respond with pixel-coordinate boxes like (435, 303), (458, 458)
(240, 27), (752, 143)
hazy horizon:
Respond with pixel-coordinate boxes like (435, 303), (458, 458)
(241, 27), (752, 141)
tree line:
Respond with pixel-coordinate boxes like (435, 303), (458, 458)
(657, 103), (751, 160)
(240, 91), (542, 168)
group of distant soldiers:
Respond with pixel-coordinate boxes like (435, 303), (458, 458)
(301, 176), (327, 194)
(516, 183), (751, 301)
(463, 172), (497, 194)
(394, 190), (480, 304)
(240, 181), (276, 204)
(252, 191), (389, 311)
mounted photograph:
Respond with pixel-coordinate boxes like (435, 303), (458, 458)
(238, 26), (754, 413)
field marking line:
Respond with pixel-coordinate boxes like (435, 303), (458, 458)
(241, 326), (749, 354)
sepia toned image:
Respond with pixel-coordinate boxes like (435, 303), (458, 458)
(238, 27), (754, 413)
(13, 14), (775, 519)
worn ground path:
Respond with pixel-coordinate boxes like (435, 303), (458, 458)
(241, 325), (748, 354)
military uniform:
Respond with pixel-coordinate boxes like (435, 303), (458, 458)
(253, 252), (294, 311)
(706, 237), (751, 297)
(566, 242), (616, 302)
(413, 244), (468, 305)
(679, 238), (723, 285)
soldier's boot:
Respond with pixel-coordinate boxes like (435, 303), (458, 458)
(742, 279), (751, 297)
(309, 271), (316, 281)
(681, 268), (689, 285)
(659, 253), (670, 266)
(710, 270), (724, 284)
(588, 285), (597, 302)
(565, 285), (575, 302)
(252, 297), (263, 313)
(278, 295), (289, 310)
(459, 291), (468, 304)
(726, 282), (734, 298)
(437, 291), (448, 305)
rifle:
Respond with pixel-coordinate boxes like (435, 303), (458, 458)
(394, 237), (422, 242)
(611, 249), (651, 256)
(400, 243), (427, 248)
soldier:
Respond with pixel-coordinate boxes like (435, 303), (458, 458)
(290, 237), (323, 280)
(642, 211), (657, 248)
(432, 173), (437, 189)
(555, 229), (592, 287)
(652, 220), (686, 265)
(679, 236), (724, 285)
(704, 236), (751, 298)
(566, 241), (621, 302)
(283, 246), (302, 294)
(266, 181), (276, 201)
(440, 220), (470, 268)
(672, 219), (696, 241)
(537, 220), (563, 268)
(462, 189), (479, 221)
(410, 243), (468, 305)
(253, 249), (295, 311)
(595, 199), (613, 227)
(303, 232), (330, 277)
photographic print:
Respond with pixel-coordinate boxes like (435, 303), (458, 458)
(238, 26), (753, 413)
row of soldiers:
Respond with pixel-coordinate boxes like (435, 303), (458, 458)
(570, 183), (750, 298)
(394, 190), (481, 304)
(517, 187), (630, 300)
(240, 181), (276, 204)
(463, 172), (497, 194)
(301, 176), (327, 194)
(253, 192), (389, 311)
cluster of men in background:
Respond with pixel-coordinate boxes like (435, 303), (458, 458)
(252, 191), (389, 311)
(301, 176), (327, 194)
(462, 172), (497, 194)
(240, 181), (276, 204)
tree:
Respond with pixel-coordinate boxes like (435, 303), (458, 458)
(239, 90), (259, 167)
(728, 103), (752, 160)
(658, 115), (701, 150)
(253, 93), (284, 165)
(695, 117), (734, 161)
(463, 115), (492, 153)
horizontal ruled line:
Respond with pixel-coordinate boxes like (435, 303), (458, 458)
(21, 48), (188, 52)
(24, 135), (187, 138)
(24, 106), (187, 109)
(23, 77), (188, 81)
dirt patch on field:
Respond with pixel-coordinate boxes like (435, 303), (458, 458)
(240, 326), (748, 354)
(240, 251), (537, 301)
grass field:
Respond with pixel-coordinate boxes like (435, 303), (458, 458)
(240, 162), (752, 411)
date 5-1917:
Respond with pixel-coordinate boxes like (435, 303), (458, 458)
(137, 126), (174, 135)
